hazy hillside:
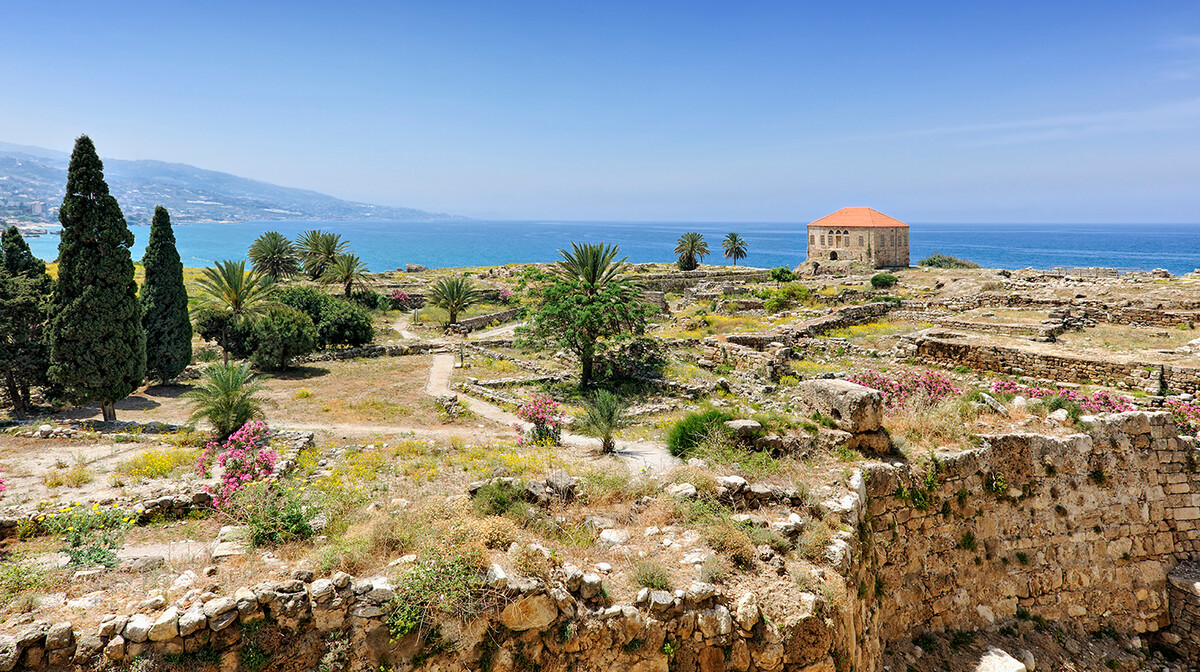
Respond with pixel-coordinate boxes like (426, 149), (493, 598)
(0, 141), (460, 225)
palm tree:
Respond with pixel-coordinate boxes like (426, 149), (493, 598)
(248, 231), (300, 281)
(722, 233), (748, 266)
(575, 390), (629, 453)
(183, 362), (265, 438)
(322, 254), (370, 297)
(674, 232), (709, 271)
(297, 230), (348, 280)
(194, 259), (274, 362)
(555, 242), (627, 294)
(427, 276), (482, 325)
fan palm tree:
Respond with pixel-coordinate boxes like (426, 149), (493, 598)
(554, 242), (627, 294)
(248, 231), (300, 281)
(183, 362), (266, 438)
(722, 233), (748, 266)
(674, 232), (709, 271)
(427, 276), (483, 325)
(194, 259), (274, 362)
(575, 390), (629, 453)
(322, 254), (370, 297)
(297, 229), (348, 280)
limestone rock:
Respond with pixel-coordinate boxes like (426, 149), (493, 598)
(148, 607), (179, 642)
(599, 529), (630, 545)
(498, 594), (558, 631)
(975, 647), (1027, 672)
(0, 635), (17, 672)
(178, 608), (206, 637)
(734, 592), (760, 630)
(122, 615), (152, 643)
(666, 483), (698, 499)
(44, 622), (73, 649)
(724, 419), (763, 437)
(796, 379), (883, 433)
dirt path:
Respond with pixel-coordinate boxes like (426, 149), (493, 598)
(391, 313), (422, 340)
(471, 320), (524, 340)
(426, 353), (679, 473)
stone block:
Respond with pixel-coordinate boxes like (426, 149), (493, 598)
(797, 379), (883, 433)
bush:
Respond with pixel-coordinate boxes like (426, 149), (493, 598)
(192, 306), (255, 360)
(350, 289), (389, 311)
(316, 299), (375, 348)
(592, 336), (667, 382)
(251, 305), (318, 370)
(184, 363), (266, 439)
(633, 560), (672, 590)
(514, 394), (565, 446)
(476, 516), (519, 549)
(667, 410), (734, 457)
(229, 480), (316, 547)
(919, 253), (979, 269)
(387, 554), (492, 640)
(768, 267), (795, 283)
(196, 420), (277, 508)
(870, 273), (898, 289)
(276, 286), (331, 323)
(38, 503), (134, 567)
(763, 296), (789, 313)
(472, 479), (529, 518)
(776, 282), (810, 302)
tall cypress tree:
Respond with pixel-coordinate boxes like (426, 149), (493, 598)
(48, 135), (145, 422)
(0, 226), (53, 418)
(141, 206), (192, 385)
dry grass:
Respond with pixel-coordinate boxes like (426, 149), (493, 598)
(884, 396), (980, 454)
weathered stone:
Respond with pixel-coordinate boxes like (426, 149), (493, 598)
(178, 608), (206, 637)
(724, 419), (763, 437)
(74, 634), (103, 663)
(0, 635), (17, 672)
(148, 607), (180, 642)
(44, 622), (73, 649)
(666, 482), (698, 499)
(202, 597), (237, 619)
(122, 615), (152, 643)
(975, 647), (1027, 672)
(734, 592), (760, 630)
(102, 636), (125, 662)
(208, 610), (238, 631)
(796, 379), (883, 433)
(498, 594), (558, 631)
(599, 528), (630, 545)
(580, 573), (604, 600)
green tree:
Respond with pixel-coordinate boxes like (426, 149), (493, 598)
(575, 390), (630, 453)
(194, 259), (274, 362)
(48, 135), (146, 423)
(140, 207), (192, 385)
(0, 227), (52, 417)
(297, 229), (347, 280)
(183, 362), (265, 438)
(250, 305), (317, 370)
(427, 276), (482, 325)
(721, 233), (748, 266)
(527, 245), (657, 387)
(554, 242), (627, 291)
(674, 232), (709, 271)
(322, 253), (370, 298)
(248, 231), (300, 281)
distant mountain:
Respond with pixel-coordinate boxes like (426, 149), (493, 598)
(0, 141), (462, 225)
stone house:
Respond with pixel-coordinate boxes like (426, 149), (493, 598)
(806, 207), (910, 268)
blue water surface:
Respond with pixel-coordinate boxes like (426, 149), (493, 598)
(22, 220), (1200, 276)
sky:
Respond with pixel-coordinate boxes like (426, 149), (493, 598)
(3, 1), (1200, 222)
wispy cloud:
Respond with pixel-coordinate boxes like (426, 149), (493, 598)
(1158, 34), (1200, 80)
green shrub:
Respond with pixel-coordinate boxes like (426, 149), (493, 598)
(763, 295), (789, 313)
(39, 503), (134, 567)
(775, 282), (810, 302)
(870, 273), (898, 289)
(349, 289), (389, 311)
(633, 560), (672, 591)
(768, 267), (795, 283)
(250, 305), (318, 370)
(192, 306), (255, 360)
(918, 253), (979, 269)
(387, 554), (491, 640)
(316, 299), (375, 348)
(472, 479), (528, 518)
(871, 296), (902, 306)
(666, 409), (734, 457)
(229, 480), (316, 547)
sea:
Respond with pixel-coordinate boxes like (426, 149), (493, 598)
(21, 220), (1200, 277)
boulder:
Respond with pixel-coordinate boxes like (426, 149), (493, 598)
(147, 608), (179, 642)
(724, 419), (762, 437)
(0, 635), (17, 672)
(122, 615), (152, 643)
(975, 647), (1027, 672)
(599, 529), (630, 545)
(734, 592), (760, 630)
(498, 594), (558, 631)
(796, 380), (883, 433)
(44, 622), (73, 650)
(666, 483), (698, 499)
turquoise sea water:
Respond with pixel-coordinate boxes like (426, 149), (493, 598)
(22, 220), (1200, 276)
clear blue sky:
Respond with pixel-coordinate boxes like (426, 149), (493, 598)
(4, 1), (1200, 222)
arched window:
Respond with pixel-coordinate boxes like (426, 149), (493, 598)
(820, 235), (825, 246)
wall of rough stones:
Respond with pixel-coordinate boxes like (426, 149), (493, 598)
(446, 307), (521, 334)
(902, 333), (1192, 394)
(861, 412), (1200, 654)
(889, 310), (1060, 340)
(1167, 563), (1200, 662)
(632, 269), (770, 293)
(905, 295), (1200, 328)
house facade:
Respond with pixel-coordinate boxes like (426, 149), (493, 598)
(805, 207), (909, 268)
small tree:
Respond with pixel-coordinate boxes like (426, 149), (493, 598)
(250, 305), (318, 370)
(322, 253), (370, 298)
(248, 231), (301, 281)
(315, 299), (374, 348)
(427, 276), (482, 325)
(674, 232), (709, 271)
(870, 273), (898, 289)
(0, 227), (52, 417)
(141, 206), (192, 385)
(184, 362), (266, 439)
(48, 135), (145, 423)
(721, 233), (748, 266)
(194, 259), (274, 362)
(575, 390), (629, 453)
(527, 277), (656, 387)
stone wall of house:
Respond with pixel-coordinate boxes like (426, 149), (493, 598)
(900, 333), (1199, 394)
(860, 412), (1200, 655)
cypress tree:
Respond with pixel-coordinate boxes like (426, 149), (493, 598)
(48, 135), (146, 422)
(0, 226), (53, 417)
(141, 206), (192, 385)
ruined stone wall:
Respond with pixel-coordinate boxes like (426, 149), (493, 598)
(633, 269), (769, 293)
(446, 307), (521, 334)
(861, 413), (1200, 650)
(905, 334), (1191, 394)
(889, 310), (1059, 339)
(905, 295), (1200, 328)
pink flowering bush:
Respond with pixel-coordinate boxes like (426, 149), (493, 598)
(514, 393), (564, 446)
(498, 288), (514, 304)
(1165, 399), (1200, 434)
(846, 370), (960, 409)
(989, 381), (1135, 415)
(389, 289), (414, 310)
(196, 420), (279, 510)
(0, 467), (6, 495)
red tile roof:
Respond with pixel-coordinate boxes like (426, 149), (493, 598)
(807, 207), (908, 228)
